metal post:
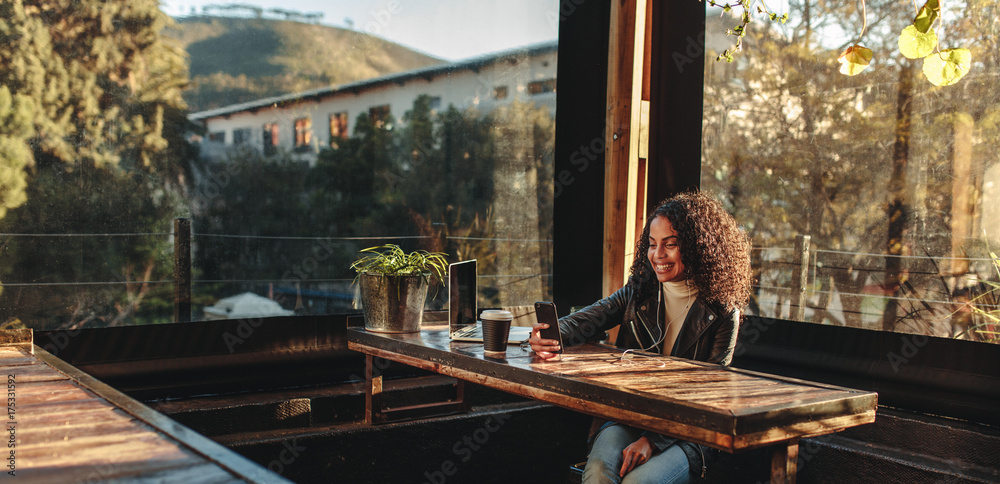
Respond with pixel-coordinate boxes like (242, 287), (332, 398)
(791, 235), (811, 321)
(174, 218), (191, 323)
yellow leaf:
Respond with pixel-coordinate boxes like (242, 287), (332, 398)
(838, 45), (874, 76)
(898, 25), (938, 59)
(922, 48), (972, 86)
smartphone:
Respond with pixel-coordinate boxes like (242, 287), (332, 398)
(534, 301), (563, 354)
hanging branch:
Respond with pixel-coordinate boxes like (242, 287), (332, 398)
(707, 0), (787, 62)
(707, 0), (971, 85)
(837, 0), (875, 76)
(890, 0), (971, 85)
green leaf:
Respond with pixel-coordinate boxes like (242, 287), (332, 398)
(922, 48), (972, 86)
(837, 45), (874, 76)
(913, 0), (940, 34)
(898, 25), (938, 59)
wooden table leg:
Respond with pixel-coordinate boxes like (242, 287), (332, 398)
(456, 379), (469, 413)
(770, 438), (799, 484)
(364, 354), (383, 424)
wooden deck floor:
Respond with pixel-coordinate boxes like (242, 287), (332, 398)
(3, 339), (288, 484)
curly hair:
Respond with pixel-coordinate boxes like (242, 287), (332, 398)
(627, 191), (753, 314)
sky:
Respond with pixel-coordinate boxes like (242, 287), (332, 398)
(159, 0), (560, 61)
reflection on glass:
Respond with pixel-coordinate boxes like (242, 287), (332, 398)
(701, 1), (999, 344)
(0, 1), (558, 329)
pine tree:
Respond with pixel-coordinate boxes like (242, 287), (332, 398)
(0, 0), (195, 328)
(0, 0), (47, 218)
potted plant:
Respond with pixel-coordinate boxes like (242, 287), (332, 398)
(350, 244), (448, 333)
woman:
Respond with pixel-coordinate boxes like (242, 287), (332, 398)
(529, 191), (753, 484)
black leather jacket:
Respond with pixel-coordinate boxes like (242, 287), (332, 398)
(558, 283), (739, 365)
(557, 283), (740, 476)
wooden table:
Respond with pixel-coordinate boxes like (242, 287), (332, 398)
(1, 330), (289, 484)
(347, 326), (878, 484)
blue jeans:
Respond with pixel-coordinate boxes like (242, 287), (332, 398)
(583, 423), (693, 484)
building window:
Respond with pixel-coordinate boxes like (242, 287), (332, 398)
(207, 131), (225, 143)
(233, 128), (252, 145)
(527, 79), (556, 95)
(493, 86), (508, 100)
(329, 112), (348, 147)
(368, 105), (391, 129)
(263, 122), (279, 156)
(294, 117), (312, 151)
(429, 96), (442, 110)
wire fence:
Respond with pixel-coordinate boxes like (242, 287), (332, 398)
(0, 226), (556, 330)
(750, 238), (1000, 343)
(2, 229), (997, 342)
(0, 230), (554, 285)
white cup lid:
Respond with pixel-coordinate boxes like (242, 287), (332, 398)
(480, 309), (513, 321)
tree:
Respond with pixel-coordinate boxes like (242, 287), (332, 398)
(191, 153), (335, 295)
(0, 0), (194, 329)
(192, 94), (557, 314)
(702, 0), (1000, 338)
(0, 0), (48, 218)
(0, 87), (32, 219)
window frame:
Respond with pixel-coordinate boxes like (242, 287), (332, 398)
(368, 105), (391, 129)
(28, 0), (998, 427)
(293, 116), (312, 152)
(527, 78), (556, 95)
(328, 111), (348, 147)
(232, 127), (252, 145)
(263, 122), (279, 156)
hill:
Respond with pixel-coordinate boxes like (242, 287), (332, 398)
(164, 16), (444, 113)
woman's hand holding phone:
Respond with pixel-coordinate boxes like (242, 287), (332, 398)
(529, 322), (562, 359)
(530, 301), (563, 359)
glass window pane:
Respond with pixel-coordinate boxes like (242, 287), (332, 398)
(701, 1), (999, 344)
(0, 1), (558, 329)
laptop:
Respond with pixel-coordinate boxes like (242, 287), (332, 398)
(448, 260), (532, 344)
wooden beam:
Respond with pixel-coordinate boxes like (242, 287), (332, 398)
(604, 0), (648, 297)
(645, 1), (706, 207)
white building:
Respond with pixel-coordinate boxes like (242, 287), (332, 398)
(189, 41), (558, 164)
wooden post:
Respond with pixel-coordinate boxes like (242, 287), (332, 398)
(365, 354), (383, 424)
(173, 217), (191, 323)
(770, 438), (799, 484)
(949, 112), (974, 276)
(791, 235), (810, 321)
(603, 0), (649, 297)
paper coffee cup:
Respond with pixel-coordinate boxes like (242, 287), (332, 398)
(480, 309), (513, 353)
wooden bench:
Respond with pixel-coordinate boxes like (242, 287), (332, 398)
(3, 329), (288, 483)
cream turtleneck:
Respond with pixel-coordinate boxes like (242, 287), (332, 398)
(660, 281), (698, 355)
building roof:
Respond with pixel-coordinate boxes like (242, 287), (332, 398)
(188, 40), (558, 122)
